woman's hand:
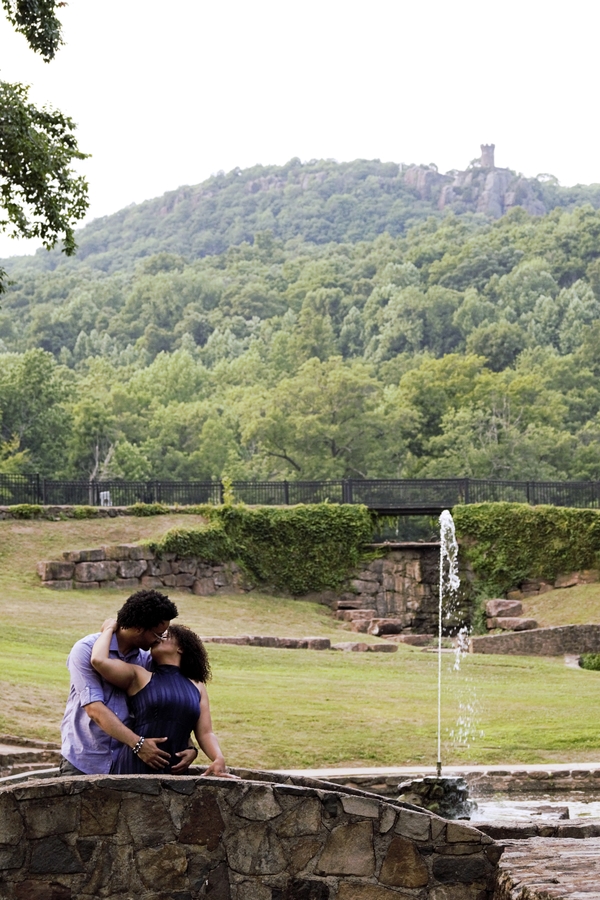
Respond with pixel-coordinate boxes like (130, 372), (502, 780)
(100, 618), (118, 633)
(201, 757), (239, 779)
(171, 746), (199, 774)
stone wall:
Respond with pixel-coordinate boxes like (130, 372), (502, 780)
(324, 768), (600, 800)
(0, 772), (501, 900)
(469, 624), (600, 656)
(37, 544), (242, 596)
(335, 544), (472, 635)
(37, 541), (467, 635)
(202, 636), (398, 653)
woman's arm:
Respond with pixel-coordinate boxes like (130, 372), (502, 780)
(194, 683), (237, 778)
(90, 619), (147, 695)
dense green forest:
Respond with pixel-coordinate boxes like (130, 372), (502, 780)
(3, 157), (600, 276)
(2, 158), (600, 484)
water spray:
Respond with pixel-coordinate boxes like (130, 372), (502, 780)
(437, 509), (460, 778)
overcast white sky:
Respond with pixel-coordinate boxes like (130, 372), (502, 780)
(1, 0), (599, 258)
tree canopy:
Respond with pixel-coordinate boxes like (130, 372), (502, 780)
(2, 199), (600, 482)
(0, 0), (88, 293)
(2, 0), (64, 61)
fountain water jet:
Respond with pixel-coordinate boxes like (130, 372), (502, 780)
(437, 508), (461, 775)
(397, 510), (474, 819)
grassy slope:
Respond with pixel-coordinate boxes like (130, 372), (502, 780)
(521, 584), (600, 627)
(2, 517), (600, 767)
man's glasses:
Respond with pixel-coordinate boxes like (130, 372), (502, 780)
(149, 629), (168, 642)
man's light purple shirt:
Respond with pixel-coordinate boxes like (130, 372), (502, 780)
(61, 632), (150, 775)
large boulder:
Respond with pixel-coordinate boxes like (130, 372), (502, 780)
(485, 599), (523, 618)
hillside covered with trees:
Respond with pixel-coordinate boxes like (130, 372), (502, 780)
(3, 154), (600, 277)
(2, 156), (600, 485)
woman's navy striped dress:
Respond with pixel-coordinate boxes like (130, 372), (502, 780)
(112, 665), (200, 774)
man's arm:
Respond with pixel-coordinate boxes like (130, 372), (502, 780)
(85, 702), (170, 770)
(67, 634), (169, 770)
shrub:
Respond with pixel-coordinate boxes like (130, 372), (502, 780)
(152, 503), (375, 595)
(580, 653), (600, 671)
(453, 502), (600, 595)
(72, 506), (98, 519)
(128, 503), (170, 516)
(151, 524), (233, 565)
(7, 504), (43, 519)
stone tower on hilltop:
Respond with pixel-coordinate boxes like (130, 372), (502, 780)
(480, 143), (495, 168)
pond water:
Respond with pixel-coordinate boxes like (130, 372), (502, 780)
(470, 795), (600, 821)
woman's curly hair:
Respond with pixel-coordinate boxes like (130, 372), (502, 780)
(169, 624), (211, 683)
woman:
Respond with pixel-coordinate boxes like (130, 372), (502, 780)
(91, 618), (232, 776)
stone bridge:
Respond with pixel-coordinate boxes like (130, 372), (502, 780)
(0, 770), (501, 900)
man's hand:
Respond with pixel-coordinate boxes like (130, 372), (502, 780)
(137, 737), (170, 770)
(171, 746), (198, 774)
(201, 757), (239, 779)
(100, 618), (118, 633)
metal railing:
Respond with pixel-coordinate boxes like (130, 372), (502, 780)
(2, 474), (600, 511)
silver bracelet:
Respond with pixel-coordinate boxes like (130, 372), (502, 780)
(132, 736), (145, 756)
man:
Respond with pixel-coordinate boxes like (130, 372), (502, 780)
(60, 589), (198, 775)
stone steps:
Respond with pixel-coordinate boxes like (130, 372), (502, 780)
(0, 734), (61, 779)
(496, 836), (600, 900)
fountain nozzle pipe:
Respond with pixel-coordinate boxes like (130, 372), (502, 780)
(436, 761), (442, 778)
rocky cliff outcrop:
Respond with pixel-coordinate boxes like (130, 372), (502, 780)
(403, 144), (547, 219)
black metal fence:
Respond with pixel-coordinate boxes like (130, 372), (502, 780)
(3, 474), (600, 512)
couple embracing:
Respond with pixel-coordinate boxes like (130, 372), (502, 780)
(60, 589), (234, 778)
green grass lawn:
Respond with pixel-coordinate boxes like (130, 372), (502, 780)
(2, 516), (600, 768)
(521, 583), (600, 626)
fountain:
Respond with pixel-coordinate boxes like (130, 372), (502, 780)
(397, 509), (474, 819)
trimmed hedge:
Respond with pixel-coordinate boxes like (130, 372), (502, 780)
(453, 502), (600, 595)
(4, 504), (44, 519)
(0, 502), (208, 520)
(151, 503), (375, 595)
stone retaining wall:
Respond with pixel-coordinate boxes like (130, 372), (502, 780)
(479, 820), (600, 840)
(203, 636), (398, 653)
(0, 772), (501, 900)
(323, 769), (600, 800)
(37, 544), (242, 596)
(469, 624), (600, 656)
(335, 544), (472, 635)
(37, 542), (471, 635)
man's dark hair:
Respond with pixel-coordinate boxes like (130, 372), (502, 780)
(116, 590), (178, 630)
(169, 624), (211, 683)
